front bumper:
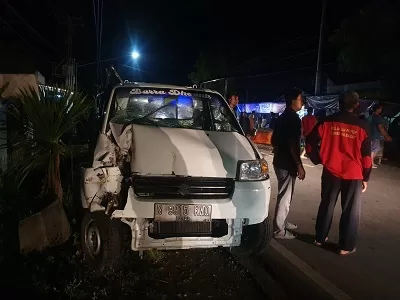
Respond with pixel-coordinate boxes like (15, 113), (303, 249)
(111, 179), (271, 225)
(126, 218), (243, 251)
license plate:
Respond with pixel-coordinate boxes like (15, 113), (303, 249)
(154, 204), (212, 222)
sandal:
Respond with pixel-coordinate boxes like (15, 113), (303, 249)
(314, 237), (328, 247)
(274, 230), (297, 240)
(338, 248), (357, 256)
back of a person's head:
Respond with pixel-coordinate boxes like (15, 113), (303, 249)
(339, 91), (359, 111)
(372, 103), (382, 113)
(228, 92), (238, 99)
(307, 107), (314, 115)
(284, 88), (303, 107)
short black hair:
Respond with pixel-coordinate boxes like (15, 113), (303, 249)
(227, 92), (238, 99)
(372, 102), (382, 112)
(284, 88), (303, 106)
(339, 91), (359, 111)
(307, 107), (314, 114)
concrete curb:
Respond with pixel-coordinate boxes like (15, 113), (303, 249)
(261, 240), (352, 300)
(233, 254), (288, 300)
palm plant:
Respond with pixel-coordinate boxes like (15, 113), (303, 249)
(4, 85), (91, 202)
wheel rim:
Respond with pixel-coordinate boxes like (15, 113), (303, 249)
(84, 220), (101, 258)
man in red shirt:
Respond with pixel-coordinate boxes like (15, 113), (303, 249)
(306, 91), (372, 256)
(301, 107), (318, 159)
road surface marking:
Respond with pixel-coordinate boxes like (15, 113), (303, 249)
(271, 240), (352, 300)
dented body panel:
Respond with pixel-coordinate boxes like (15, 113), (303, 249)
(81, 83), (271, 251)
(81, 167), (123, 211)
(130, 125), (255, 177)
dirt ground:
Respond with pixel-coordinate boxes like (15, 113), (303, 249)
(5, 238), (267, 300)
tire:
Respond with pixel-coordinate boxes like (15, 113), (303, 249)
(81, 211), (123, 275)
(231, 216), (272, 257)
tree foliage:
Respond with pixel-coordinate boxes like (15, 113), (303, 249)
(1, 86), (92, 202)
(188, 52), (229, 84)
(329, 1), (400, 93)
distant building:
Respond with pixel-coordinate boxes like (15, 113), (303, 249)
(0, 71), (46, 170)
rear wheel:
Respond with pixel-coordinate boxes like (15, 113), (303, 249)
(232, 216), (272, 257)
(81, 211), (123, 275)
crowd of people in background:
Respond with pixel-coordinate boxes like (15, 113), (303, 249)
(238, 111), (280, 136)
(228, 88), (400, 256)
(231, 93), (400, 165)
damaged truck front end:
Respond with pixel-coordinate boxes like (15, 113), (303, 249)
(80, 83), (272, 274)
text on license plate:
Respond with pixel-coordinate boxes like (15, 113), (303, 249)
(154, 204), (212, 222)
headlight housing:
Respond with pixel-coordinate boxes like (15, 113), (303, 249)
(237, 159), (269, 181)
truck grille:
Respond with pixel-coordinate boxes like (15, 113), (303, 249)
(132, 176), (235, 199)
(152, 221), (212, 237)
(148, 220), (228, 239)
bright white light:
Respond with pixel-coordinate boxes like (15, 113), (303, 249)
(131, 51), (140, 59)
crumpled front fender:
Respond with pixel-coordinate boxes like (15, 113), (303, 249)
(81, 166), (123, 211)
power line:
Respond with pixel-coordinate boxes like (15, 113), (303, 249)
(237, 62), (336, 80)
(234, 49), (317, 74)
(99, 0), (103, 55)
(260, 49), (317, 66)
(93, 0), (104, 89)
(120, 64), (152, 74)
(234, 65), (316, 80)
(77, 55), (128, 68)
(6, 4), (59, 54)
(235, 36), (317, 71)
(202, 62), (336, 83)
(0, 17), (52, 63)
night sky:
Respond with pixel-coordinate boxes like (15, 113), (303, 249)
(3, 0), (370, 91)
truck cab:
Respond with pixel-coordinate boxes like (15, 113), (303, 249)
(80, 83), (272, 273)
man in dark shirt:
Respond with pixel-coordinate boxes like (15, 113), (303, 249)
(228, 93), (239, 119)
(239, 112), (251, 135)
(306, 91), (372, 255)
(271, 88), (305, 239)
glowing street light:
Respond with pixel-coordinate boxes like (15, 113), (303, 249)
(131, 51), (140, 60)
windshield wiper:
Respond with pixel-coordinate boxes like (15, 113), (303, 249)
(134, 118), (159, 126)
(137, 96), (179, 121)
(120, 118), (159, 134)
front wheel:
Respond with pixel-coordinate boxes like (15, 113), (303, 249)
(231, 216), (272, 257)
(81, 211), (123, 275)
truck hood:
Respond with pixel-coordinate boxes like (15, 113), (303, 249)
(125, 124), (257, 178)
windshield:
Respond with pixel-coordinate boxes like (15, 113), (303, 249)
(109, 87), (241, 133)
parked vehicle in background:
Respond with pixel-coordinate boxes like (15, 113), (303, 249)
(80, 83), (272, 274)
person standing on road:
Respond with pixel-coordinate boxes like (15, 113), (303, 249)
(367, 103), (392, 168)
(228, 93), (239, 119)
(239, 112), (251, 135)
(271, 88), (305, 240)
(249, 111), (256, 134)
(300, 107), (318, 159)
(388, 115), (400, 162)
(306, 91), (372, 256)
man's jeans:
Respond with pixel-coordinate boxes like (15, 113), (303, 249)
(273, 167), (297, 233)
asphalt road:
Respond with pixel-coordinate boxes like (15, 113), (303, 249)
(261, 150), (400, 300)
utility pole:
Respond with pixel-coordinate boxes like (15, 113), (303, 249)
(314, 0), (327, 95)
(52, 15), (83, 90)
